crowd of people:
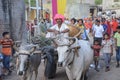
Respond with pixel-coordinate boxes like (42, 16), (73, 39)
(66, 16), (120, 72)
(0, 13), (120, 80)
(46, 14), (120, 72)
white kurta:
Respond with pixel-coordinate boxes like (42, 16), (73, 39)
(46, 23), (69, 45)
(46, 23), (69, 38)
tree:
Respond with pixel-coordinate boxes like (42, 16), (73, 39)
(25, 0), (36, 6)
(95, 0), (102, 5)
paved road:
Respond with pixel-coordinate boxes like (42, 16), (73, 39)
(4, 56), (120, 80)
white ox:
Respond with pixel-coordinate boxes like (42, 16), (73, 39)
(56, 37), (93, 80)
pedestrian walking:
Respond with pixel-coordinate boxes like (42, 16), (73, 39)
(93, 19), (104, 45)
(114, 26), (120, 67)
(102, 33), (113, 72)
(0, 32), (13, 75)
(91, 40), (101, 72)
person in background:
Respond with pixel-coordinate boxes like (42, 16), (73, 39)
(114, 26), (120, 67)
(88, 28), (94, 45)
(69, 18), (76, 26)
(75, 19), (88, 40)
(88, 17), (93, 29)
(101, 18), (108, 34)
(0, 32), (13, 75)
(111, 18), (118, 34)
(93, 19), (104, 45)
(91, 40), (101, 72)
(102, 33), (113, 72)
(106, 19), (112, 37)
(64, 18), (70, 25)
(84, 18), (90, 30)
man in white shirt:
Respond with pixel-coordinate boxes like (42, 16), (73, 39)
(46, 14), (69, 46)
(93, 19), (104, 45)
(46, 14), (69, 38)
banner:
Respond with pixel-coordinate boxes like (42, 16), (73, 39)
(52, 0), (58, 24)
(52, 0), (67, 24)
(57, 0), (67, 15)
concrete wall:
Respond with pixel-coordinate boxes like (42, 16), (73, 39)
(82, 0), (95, 5)
(65, 0), (95, 18)
(66, 3), (90, 19)
(0, 0), (10, 38)
(0, 0), (27, 42)
(67, 0), (95, 4)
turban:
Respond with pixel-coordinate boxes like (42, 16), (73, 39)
(54, 14), (65, 22)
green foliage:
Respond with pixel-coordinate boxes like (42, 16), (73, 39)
(24, 0), (36, 7)
(31, 35), (52, 47)
(95, 0), (102, 5)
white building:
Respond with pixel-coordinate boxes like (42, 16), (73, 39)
(66, 0), (97, 19)
(102, 0), (120, 17)
(103, 0), (120, 10)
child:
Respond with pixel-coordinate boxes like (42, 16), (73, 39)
(0, 32), (13, 75)
(102, 33), (113, 72)
(92, 40), (101, 72)
(114, 26), (120, 67)
(0, 53), (3, 80)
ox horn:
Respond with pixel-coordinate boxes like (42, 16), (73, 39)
(13, 41), (22, 52)
(29, 45), (37, 53)
(65, 37), (76, 45)
(13, 45), (19, 52)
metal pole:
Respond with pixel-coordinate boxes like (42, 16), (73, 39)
(28, 0), (31, 43)
(41, 0), (43, 19)
(28, 0), (31, 20)
(36, 0), (41, 36)
(36, 0), (39, 23)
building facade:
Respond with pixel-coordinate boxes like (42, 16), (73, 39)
(66, 0), (97, 19)
(103, 0), (120, 10)
(102, 0), (120, 17)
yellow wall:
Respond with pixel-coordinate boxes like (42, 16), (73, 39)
(30, 9), (36, 20)
(57, 0), (67, 15)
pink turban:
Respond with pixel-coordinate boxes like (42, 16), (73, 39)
(54, 14), (65, 22)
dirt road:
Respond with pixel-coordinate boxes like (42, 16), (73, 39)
(4, 56), (120, 80)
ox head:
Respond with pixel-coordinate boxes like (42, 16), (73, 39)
(56, 37), (78, 67)
(14, 44), (37, 76)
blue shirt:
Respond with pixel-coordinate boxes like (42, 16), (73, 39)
(102, 24), (108, 33)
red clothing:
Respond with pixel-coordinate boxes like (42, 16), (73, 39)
(0, 39), (13, 55)
(111, 20), (118, 32)
(92, 45), (101, 57)
(106, 21), (112, 36)
(84, 22), (92, 29)
(88, 21), (93, 29)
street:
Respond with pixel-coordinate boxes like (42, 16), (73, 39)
(4, 56), (120, 80)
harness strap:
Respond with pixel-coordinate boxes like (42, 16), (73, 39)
(70, 46), (80, 57)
